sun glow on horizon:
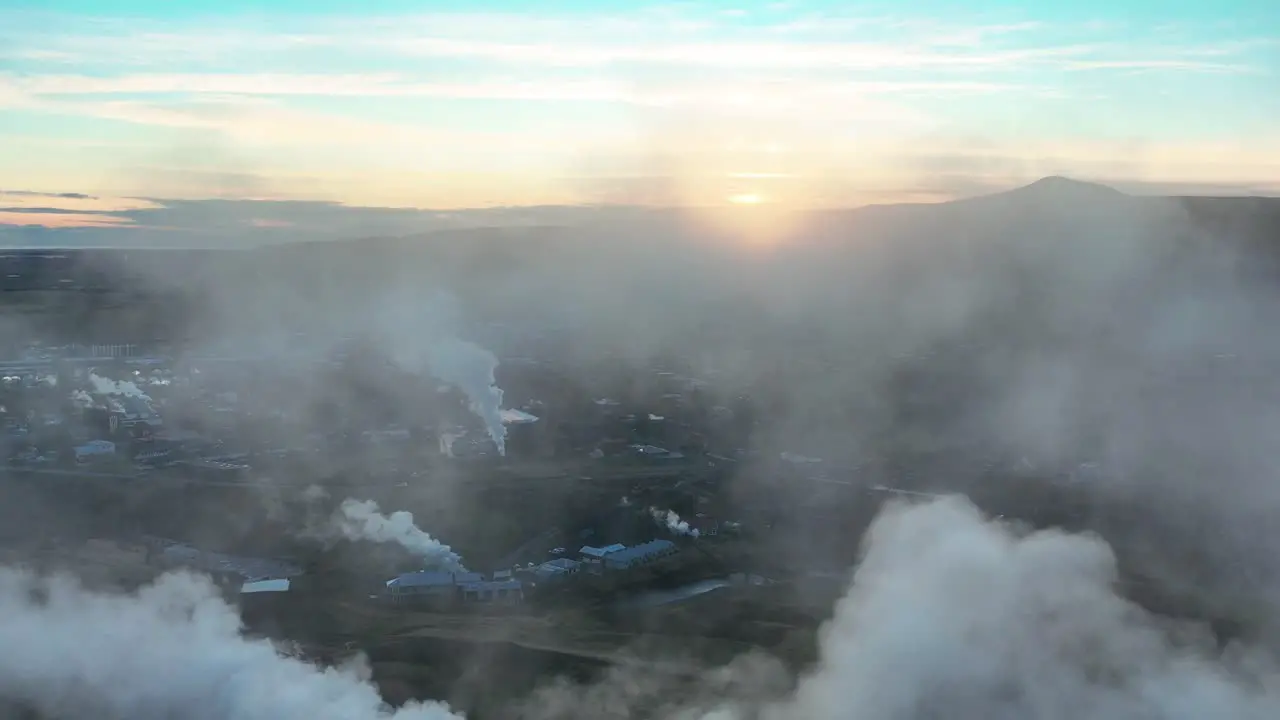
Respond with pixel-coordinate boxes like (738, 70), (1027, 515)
(1, 3), (1278, 217)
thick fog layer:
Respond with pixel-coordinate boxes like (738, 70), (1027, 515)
(0, 568), (461, 720)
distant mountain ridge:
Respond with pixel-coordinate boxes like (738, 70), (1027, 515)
(5, 175), (1280, 348)
(2, 176), (1278, 252)
(2, 177), (1279, 304)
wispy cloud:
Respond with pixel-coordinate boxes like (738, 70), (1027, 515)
(0, 11), (1266, 74)
(0, 6), (1275, 207)
(0, 73), (943, 153)
(1064, 59), (1259, 72)
(0, 190), (162, 228)
(376, 37), (1102, 70)
(6, 73), (1036, 101)
(0, 190), (161, 214)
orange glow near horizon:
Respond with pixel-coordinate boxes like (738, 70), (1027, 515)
(684, 193), (806, 253)
(0, 211), (136, 229)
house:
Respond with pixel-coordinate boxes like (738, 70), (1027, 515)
(602, 539), (678, 571)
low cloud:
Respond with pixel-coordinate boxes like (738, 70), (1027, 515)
(0, 191), (163, 229)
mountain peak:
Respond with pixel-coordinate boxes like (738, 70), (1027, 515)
(1013, 176), (1126, 198)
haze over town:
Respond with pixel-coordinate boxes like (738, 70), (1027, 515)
(3, 2), (1280, 720)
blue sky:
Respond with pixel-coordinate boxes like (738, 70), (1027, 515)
(1, 0), (1278, 224)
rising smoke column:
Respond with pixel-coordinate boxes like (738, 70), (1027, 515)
(0, 568), (462, 720)
(650, 507), (699, 538)
(334, 499), (465, 572)
(695, 495), (1280, 720)
(378, 289), (508, 456)
(424, 337), (506, 456)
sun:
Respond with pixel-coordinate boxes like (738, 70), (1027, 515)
(728, 193), (763, 205)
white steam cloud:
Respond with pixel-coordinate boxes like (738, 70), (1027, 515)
(651, 507), (700, 538)
(69, 389), (96, 409)
(334, 499), (465, 572)
(424, 337), (506, 456)
(696, 496), (1280, 720)
(88, 372), (153, 401)
(376, 290), (508, 456)
(0, 567), (462, 720)
(301, 484), (330, 503)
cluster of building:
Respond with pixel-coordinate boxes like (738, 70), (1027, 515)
(0, 345), (182, 468)
(580, 539), (678, 571)
(0, 335), (753, 481)
(379, 538), (682, 609)
(144, 537), (304, 599)
(527, 539), (679, 584)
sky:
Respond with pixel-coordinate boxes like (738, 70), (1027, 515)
(1, 0), (1278, 230)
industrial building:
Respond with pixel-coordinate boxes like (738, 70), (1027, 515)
(386, 571), (482, 604)
(602, 539), (677, 570)
(148, 539), (303, 586)
(385, 570), (525, 607)
(73, 439), (116, 462)
(577, 540), (677, 572)
(531, 557), (582, 584)
(458, 579), (525, 605)
(580, 543), (626, 560)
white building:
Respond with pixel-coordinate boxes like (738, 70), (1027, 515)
(241, 578), (291, 594)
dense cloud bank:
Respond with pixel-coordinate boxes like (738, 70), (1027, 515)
(0, 568), (462, 720)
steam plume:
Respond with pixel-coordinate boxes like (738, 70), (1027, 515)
(424, 337), (506, 456)
(69, 389), (95, 409)
(88, 372), (152, 401)
(697, 496), (1280, 720)
(334, 499), (465, 572)
(650, 507), (699, 538)
(0, 567), (462, 719)
(301, 484), (329, 503)
(376, 289), (508, 456)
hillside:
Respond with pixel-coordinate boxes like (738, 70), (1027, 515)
(2, 178), (1278, 346)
